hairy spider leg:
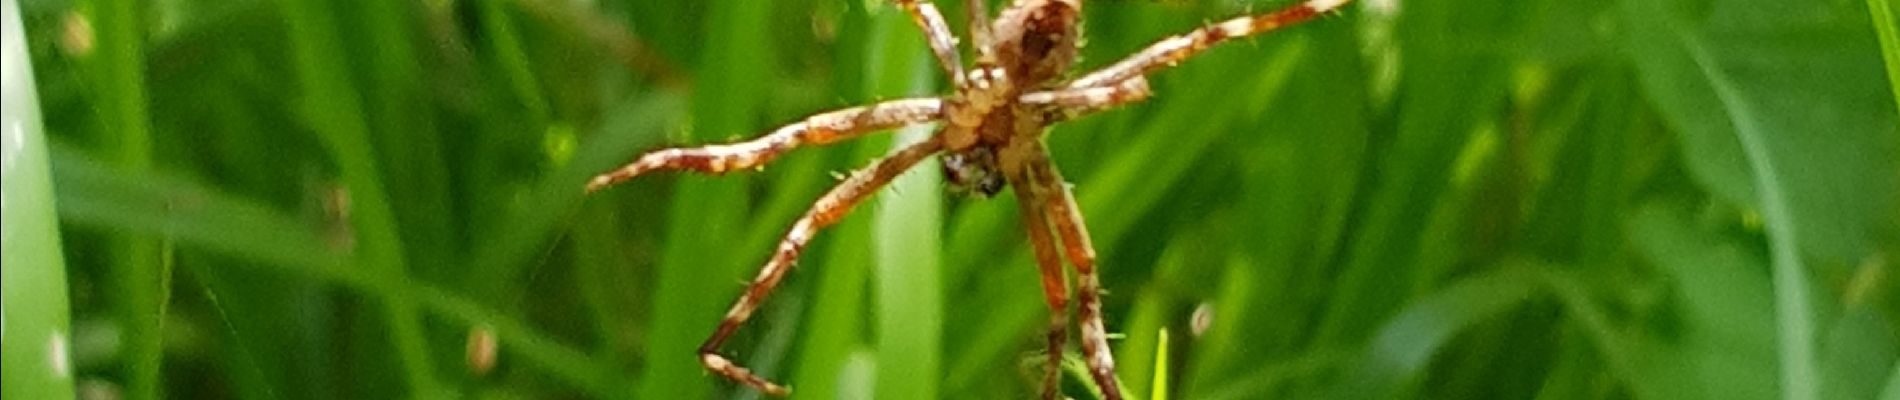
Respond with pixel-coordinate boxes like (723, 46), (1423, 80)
(1008, 155), (1073, 400)
(965, 0), (996, 62)
(1029, 150), (1123, 400)
(1021, 76), (1153, 122)
(896, 0), (968, 87)
(698, 137), (947, 396)
(586, 98), (944, 192)
(1066, 0), (1355, 90)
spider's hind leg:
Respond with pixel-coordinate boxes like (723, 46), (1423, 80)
(1029, 148), (1125, 400)
(1009, 163), (1072, 400)
(696, 137), (945, 397)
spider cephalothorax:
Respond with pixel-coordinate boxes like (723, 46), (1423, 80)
(587, 0), (1354, 398)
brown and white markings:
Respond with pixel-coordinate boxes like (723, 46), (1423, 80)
(587, 0), (1356, 398)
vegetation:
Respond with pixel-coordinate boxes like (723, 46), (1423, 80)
(5, 0), (1898, 398)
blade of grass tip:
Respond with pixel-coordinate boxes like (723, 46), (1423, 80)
(870, 3), (943, 398)
(1, 1), (76, 397)
(1151, 329), (1169, 400)
(1869, 0), (1900, 115)
(1115, 241), (1193, 396)
(275, 0), (443, 395)
(88, 0), (167, 397)
(48, 149), (621, 396)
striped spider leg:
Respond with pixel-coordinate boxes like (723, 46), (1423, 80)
(585, 97), (947, 192)
(1065, 0), (1356, 91)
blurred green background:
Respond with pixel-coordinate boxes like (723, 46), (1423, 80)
(4, 0), (1900, 398)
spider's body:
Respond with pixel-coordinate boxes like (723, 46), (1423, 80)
(587, 0), (1353, 398)
(939, 0), (1081, 197)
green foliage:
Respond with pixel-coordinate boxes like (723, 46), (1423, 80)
(3, 1), (75, 398)
(11, 0), (1899, 398)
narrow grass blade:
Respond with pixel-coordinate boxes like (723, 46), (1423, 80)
(1151, 329), (1170, 400)
(640, 0), (777, 397)
(88, 0), (166, 396)
(1869, 0), (1900, 114)
(858, 4), (947, 399)
(272, 0), (442, 393)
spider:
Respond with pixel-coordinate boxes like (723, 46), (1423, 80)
(587, 0), (1354, 398)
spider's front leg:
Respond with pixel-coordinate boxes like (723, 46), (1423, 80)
(586, 98), (944, 191)
(1022, 76), (1153, 122)
(698, 137), (946, 397)
(895, 0), (968, 87)
(1067, 0), (1354, 90)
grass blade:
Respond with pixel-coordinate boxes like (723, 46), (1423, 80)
(88, 0), (166, 396)
(1870, 0), (1900, 115)
(869, 4), (943, 398)
(274, 0), (441, 394)
(1, 1), (76, 397)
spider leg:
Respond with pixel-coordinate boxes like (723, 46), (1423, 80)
(1027, 147), (1124, 400)
(895, 0), (968, 87)
(1020, 76), (1152, 121)
(1007, 158), (1071, 400)
(965, 0), (995, 63)
(1066, 0), (1353, 89)
(699, 136), (946, 397)
(587, 98), (944, 191)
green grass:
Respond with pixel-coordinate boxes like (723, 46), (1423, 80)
(2, 1), (76, 399)
(8, 0), (1899, 398)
